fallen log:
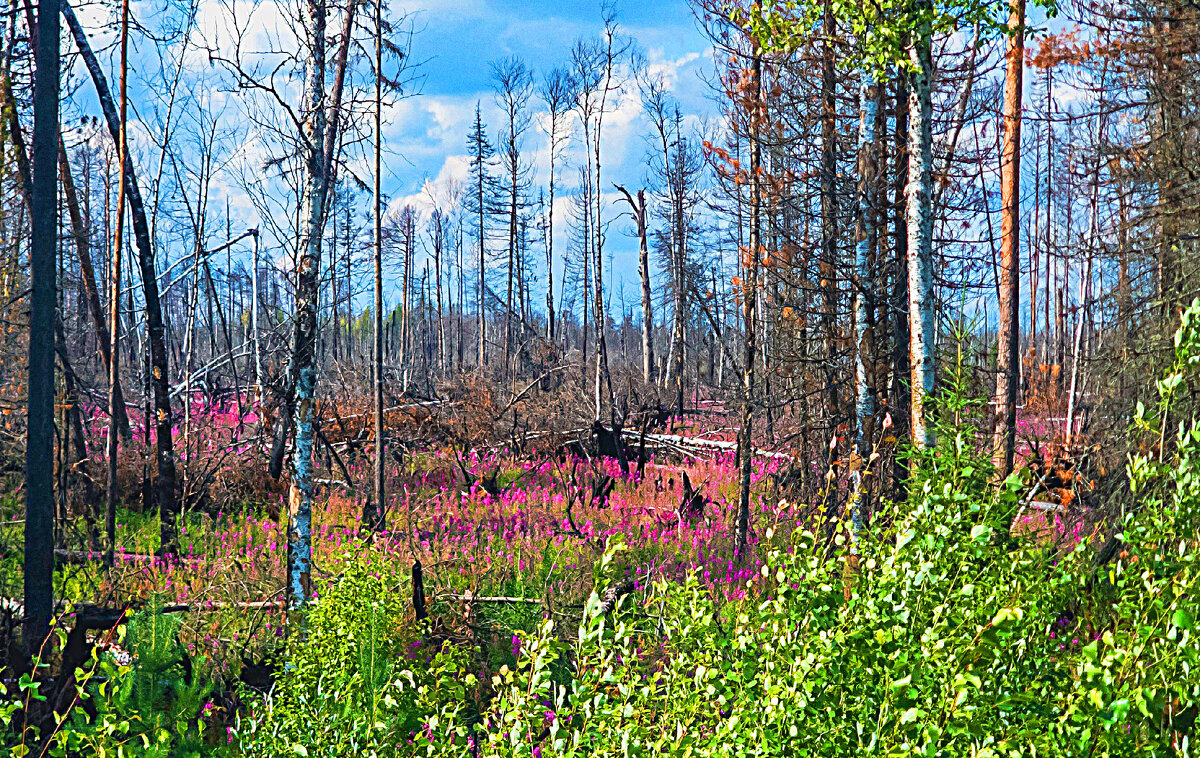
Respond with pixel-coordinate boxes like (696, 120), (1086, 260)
(622, 430), (791, 461)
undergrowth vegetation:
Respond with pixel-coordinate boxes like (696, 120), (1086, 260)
(8, 308), (1200, 755)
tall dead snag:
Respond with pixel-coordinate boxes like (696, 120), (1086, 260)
(370, 0), (385, 533)
(25, 0), (59, 653)
(465, 104), (496, 368)
(735, 21), (762, 561)
(107, 0), (129, 567)
(491, 56), (533, 372)
(540, 67), (572, 344)
(615, 185), (654, 384)
(991, 0), (1024, 480)
(63, 2), (180, 551)
(59, 141), (130, 439)
(285, 0), (327, 610)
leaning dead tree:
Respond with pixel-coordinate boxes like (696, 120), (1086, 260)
(63, 0), (180, 550)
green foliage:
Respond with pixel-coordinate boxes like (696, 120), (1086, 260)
(2, 606), (216, 758)
(18, 307), (1200, 756)
(54, 610), (213, 757)
(233, 550), (477, 757)
(737, 0), (1056, 75)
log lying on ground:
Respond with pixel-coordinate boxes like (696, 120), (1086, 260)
(0, 595), (286, 626)
(621, 429), (791, 461)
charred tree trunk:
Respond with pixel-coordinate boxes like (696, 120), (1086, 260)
(63, 0), (180, 551)
(25, 0), (59, 653)
(735, 33), (762, 561)
(370, 0), (385, 532)
(820, 0), (840, 429)
(59, 140), (130, 439)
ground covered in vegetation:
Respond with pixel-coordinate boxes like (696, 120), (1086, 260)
(4, 326), (1200, 757)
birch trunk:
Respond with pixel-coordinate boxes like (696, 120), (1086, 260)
(853, 69), (879, 531)
(285, 0), (326, 609)
(906, 10), (936, 449)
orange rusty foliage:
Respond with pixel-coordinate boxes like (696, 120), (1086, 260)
(1028, 29), (1094, 69)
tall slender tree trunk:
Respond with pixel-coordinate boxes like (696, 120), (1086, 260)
(60, 140), (130, 438)
(251, 230), (262, 401)
(370, 0), (385, 532)
(63, 1), (179, 550)
(820, 0), (840, 428)
(546, 162), (557, 343)
(25, 0), (59, 653)
(617, 186), (654, 385)
(991, 0), (1024, 480)
(735, 31), (762, 561)
(285, 0), (326, 610)
(106, 0), (128, 567)
(636, 190), (654, 385)
(906, 8), (936, 449)
(434, 217), (446, 372)
(477, 187), (486, 367)
(853, 69), (879, 531)
(458, 222), (465, 367)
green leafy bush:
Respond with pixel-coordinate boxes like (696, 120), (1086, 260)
(14, 306), (1200, 757)
(3, 605), (215, 757)
(233, 551), (476, 757)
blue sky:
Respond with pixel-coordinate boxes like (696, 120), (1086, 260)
(379, 0), (717, 310)
(59, 0), (719, 317)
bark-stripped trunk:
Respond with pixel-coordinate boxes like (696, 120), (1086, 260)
(636, 190), (654, 385)
(991, 0), (1023, 480)
(60, 140), (131, 439)
(321, 0), (358, 199)
(905, 9), (936, 449)
(853, 69), (879, 532)
(545, 137), (557, 343)
(25, 0), (59, 652)
(285, 0), (326, 610)
(505, 126), (517, 371)
(63, 1), (179, 548)
(434, 218), (445, 372)
(370, 0), (385, 532)
(107, 0), (129, 567)
(617, 186), (654, 385)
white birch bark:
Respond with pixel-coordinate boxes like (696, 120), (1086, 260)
(906, 16), (936, 449)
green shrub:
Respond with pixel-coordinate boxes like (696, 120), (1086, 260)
(2, 605), (216, 758)
(233, 550), (476, 757)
